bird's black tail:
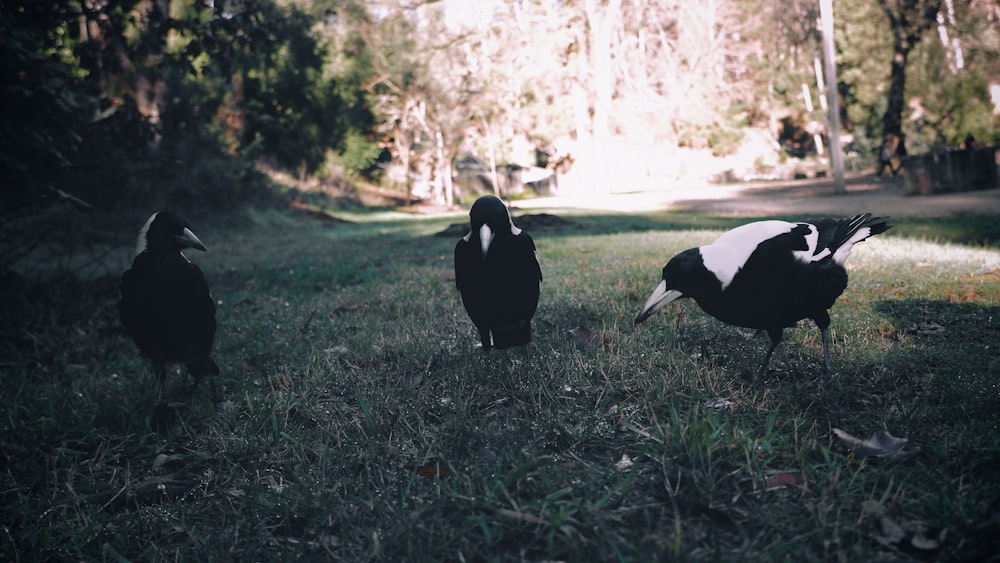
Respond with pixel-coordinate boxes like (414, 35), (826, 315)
(491, 323), (532, 349)
(829, 214), (891, 250)
(809, 214), (891, 261)
(188, 357), (220, 378)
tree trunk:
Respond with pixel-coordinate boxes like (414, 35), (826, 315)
(574, 0), (622, 191)
(133, 0), (171, 150)
(877, 0), (941, 141)
(882, 35), (909, 138)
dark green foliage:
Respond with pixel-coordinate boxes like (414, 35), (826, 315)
(0, 0), (380, 284)
(0, 4), (94, 197)
(0, 0), (374, 224)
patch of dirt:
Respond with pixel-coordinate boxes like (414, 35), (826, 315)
(435, 213), (581, 237)
(670, 176), (1000, 218)
(514, 174), (1000, 218)
(289, 200), (354, 223)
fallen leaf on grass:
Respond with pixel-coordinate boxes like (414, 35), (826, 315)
(324, 344), (349, 356)
(832, 428), (919, 461)
(497, 508), (547, 525)
(878, 513), (907, 545)
(910, 531), (944, 551)
(903, 322), (945, 336)
(568, 326), (599, 348)
(864, 500), (945, 552)
(477, 447), (498, 469)
(152, 453), (185, 471)
(615, 454), (633, 470)
(415, 463), (449, 479)
(704, 397), (735, 409)
(440, 269), (456, 281)
(944, 288), (977, 303)
(764, 472), (804, 491)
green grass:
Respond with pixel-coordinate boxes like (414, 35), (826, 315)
(2, 208), (999, 561)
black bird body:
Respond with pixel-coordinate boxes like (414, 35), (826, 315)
(454, 195), (542, 350)
(634, 214), (890, 374)
(120, 211), (219, 405)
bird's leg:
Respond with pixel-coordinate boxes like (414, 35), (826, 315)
(820, 327), (832, 374)
(477, 326), (492, 353)
(209, 377), (222, 405)
(194, 375), (223, 410)
(187, 361), (223, 407)
(517, 338), (533, 371)
(814, 311), (833, 374)
(187, 375), (202, 404)
(757, 329), (784, 378)
(153, 362), (167, 406)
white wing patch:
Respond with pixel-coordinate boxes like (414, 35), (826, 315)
(790, 223), (830, 264)
(699, 218), (874, 291)
(711, 220), (794, 248)
(833, 226), (871, 264)
(701, 221), (798, 290)
(134, 212), (158, 257)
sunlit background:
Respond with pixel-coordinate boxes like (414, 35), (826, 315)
(2, 0), (997, 210)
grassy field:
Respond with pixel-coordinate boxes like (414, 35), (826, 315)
(2, 206), (999, 561)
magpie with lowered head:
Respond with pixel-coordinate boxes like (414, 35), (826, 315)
(634, 214), (890, 376)
(120, 211), (220, 406)
(454, 195), (542, 350)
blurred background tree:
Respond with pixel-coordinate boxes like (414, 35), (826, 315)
(1, 0), (996, 228)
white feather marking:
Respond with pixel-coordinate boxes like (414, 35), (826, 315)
(791, 223), (820, 263)
(833, 226), (871, 264)
(711, 220), (794, 248)
(701, 221), (798, 290)
(509, 221), (521, 236)
(462, 230), (472, 242)
(812, 248), (832, 261)
(480, 224), (494, 258)
(134, 212), (158, 257)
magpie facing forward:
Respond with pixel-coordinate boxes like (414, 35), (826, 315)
(634, 214), (891, 376)
(454, 195), (542, 350)
(120, 211), (220, 406)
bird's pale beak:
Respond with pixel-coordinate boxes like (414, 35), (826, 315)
(479, 224), (494, 259)
(634, 280), (683, 325)
(177, 227), (208, 252)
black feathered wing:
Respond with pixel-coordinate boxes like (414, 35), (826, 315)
(120, 252), (216, 367)
(699, 223), (844, 330)
(454, 231), (541, 349)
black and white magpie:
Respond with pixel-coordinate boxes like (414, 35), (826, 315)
(454, 195), (542, 350)
(120, 211), (220, 406)
(634, 214), (891, 375)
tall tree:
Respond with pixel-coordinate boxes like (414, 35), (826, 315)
(876, 0), (941, 141)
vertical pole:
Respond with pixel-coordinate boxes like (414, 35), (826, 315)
(819, 0), (846, 194)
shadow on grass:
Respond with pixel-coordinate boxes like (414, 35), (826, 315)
(873, 298), (999, 414)
(874, 298), (1000, 345)
(427, 210), (1000, 247)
